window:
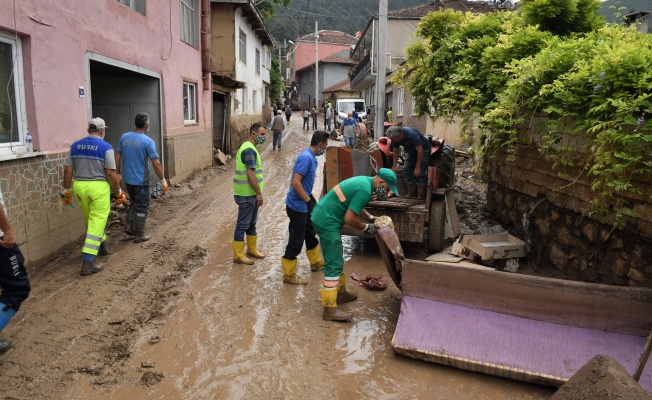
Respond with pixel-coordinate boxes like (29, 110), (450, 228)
(301, 73), (306, 84)
(411, 96), (418, 116)
(116, 0), (146, 15)
(0, 31), (27, 154)
(397, 87), (405, 115)
(252, 90), (257, 112)
(255, 49), (260, 75)
(180, 0), (198, 47)
(239, 30), (247, 64)
(183, 82), (196, 123)
(242, 89), (248, 114)
(265, 50), (271, 69)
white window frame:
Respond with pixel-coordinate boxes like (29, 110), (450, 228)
(180, 0), (198, 48)
(411, 96), (418, 116)
(183, 82), (196, 123)
(397, 87), (405, 116)
(255, 49), (261, 75)
(252, 90), (257, 112)
(242, 89), (248, 114)
(0, 31), (28, 155)
(265, 49), (271, 69)
(116, 0), (146, 15)
(239, 30), (247, 64)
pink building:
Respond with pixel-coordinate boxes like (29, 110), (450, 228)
(287, 30), (357, 88)
(0, 0), (213, 265)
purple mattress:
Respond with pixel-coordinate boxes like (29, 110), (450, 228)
(393, 295), (652, 391)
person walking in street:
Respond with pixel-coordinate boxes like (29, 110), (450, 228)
(322, 100), (328, 129)
(115, 113), (167, 243)
(386, 126), (431, 198)
(269, 110), (286, 151)
(302, 104), (311, 130)
(339, 112), (359, 147)
(0, 188), (31, 352)
(387, 107), (393, 123)
(311, 106), (318, 130)
(311, 168), (398, 322)
(281, 131), (329, 285)
(232, 123), (267, 265)
(285, 106), (292, 123)
(325, 104), (333, 131)
(62, 118), (125, 275)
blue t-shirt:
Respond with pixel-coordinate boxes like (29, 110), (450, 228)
(389, 126), (431, 155)
(240, 148), (257, 169)
(285, 148), (318, 213)
(118, 131), (159, 186)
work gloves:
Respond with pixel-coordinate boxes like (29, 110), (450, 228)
(363, 224), (376, 235)
(61, 189), (73, 205)
(160, 179), (169, 193)
(306, 194), (317, 214)
(368, 215), (376, 223)
(111, 190), (127, 205)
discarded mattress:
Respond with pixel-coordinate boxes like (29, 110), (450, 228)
(391, 261), (652, 391)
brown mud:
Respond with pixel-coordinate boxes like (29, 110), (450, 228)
(0, 116), (555, 399)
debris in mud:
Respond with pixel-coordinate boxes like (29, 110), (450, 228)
(149, 335), (161, 344)
(141, 361), (156, 368)
(108, 319), (124, 325)
(141, 371), (164, 387)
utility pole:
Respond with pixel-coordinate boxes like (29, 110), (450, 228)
(375, 0), (387, 140)
(315, 21), (319, 109)
(284, 38), (287, 83)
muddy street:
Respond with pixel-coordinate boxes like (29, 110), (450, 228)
(0, 116), (554, 399)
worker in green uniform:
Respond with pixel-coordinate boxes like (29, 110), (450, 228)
(310, 168), (398, 322)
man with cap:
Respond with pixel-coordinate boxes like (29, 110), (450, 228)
(115, 112), (167, 243)
(310, 168), (398, 322)
(268, 109), (286, 151)
(385, 125), (431, 198)
(62, 117), (125, 275)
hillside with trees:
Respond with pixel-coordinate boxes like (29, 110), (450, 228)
(601, 0), (651, 23)
(265, 0), (431, 43)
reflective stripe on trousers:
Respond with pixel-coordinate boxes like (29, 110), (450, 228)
(72, 180), (110, 256)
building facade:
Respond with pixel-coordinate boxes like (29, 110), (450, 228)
(0, 0), (212, 265)
(295, 50), (354, 107)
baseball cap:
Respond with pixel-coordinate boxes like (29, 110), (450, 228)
(377, 168), (398, 195)
(88, 117), (107, 130)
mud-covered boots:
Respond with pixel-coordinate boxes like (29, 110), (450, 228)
(246, 235), (265, 259)
(281, 258), (308, 285)
(80, 257), (103, 276)
(99, 237), (110, 255)
(405, 183), (417, 198)
(416, 184), (427, 199)
(134, 213), (151, 243)
(305, 246), (325, 272)
(124, 206), (136, 236)
(336, 273), (357, 304)
(321, 287), (352, 322)
(232, 240), (254, 265)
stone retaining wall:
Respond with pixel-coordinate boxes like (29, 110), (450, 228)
(487, 146), (652, 287)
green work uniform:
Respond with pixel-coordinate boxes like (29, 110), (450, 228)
(311, 176), (373, 281)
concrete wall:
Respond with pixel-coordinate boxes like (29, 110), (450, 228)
(299, 63), (350, 108)
(211, 3), (237, 76)
(487, 145), (652, 287)
(290, 42), (353, 83)
(0, 0), (211, 265)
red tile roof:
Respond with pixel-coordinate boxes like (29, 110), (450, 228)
(321, 50), (353, 65)
(298, 30), (358, 45)
(323, 79), (352, 93)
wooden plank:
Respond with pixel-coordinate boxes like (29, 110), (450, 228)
(325, 146), (340, 192)
(338, 146), (353, 181)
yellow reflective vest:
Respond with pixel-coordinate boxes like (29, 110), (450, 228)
(233, 141), (263, 196)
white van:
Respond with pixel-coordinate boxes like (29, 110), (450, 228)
(334, 99), (366, 128)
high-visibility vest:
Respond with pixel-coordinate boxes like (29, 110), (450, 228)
(233, 141), (263, 196)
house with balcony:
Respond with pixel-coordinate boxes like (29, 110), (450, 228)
(295, 50), (354, 108)
(210, 0), (275, 154)
(0, 0), (212, 265)
(349, 0), (495, 118)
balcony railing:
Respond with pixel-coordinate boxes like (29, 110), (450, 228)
(349, 52), (372, 88)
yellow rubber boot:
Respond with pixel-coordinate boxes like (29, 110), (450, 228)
(282, 258), (308, 285)
(232, 240), (254, 265)
(246, 235), (266, 259)
(320, 286), (352, 322)
(305, 246), (325, 272)
(337, 273), (357, 304)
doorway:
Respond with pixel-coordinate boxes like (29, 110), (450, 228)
(213, 91), (226, 152)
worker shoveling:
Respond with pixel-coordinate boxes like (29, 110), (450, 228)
(374, 226), (652, 394)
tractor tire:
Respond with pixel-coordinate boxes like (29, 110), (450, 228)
(431, 144), (456, 189)
(428, 198), (447, 253)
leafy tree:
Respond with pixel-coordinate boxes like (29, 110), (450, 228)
(520, 0), (605, 35)
(256, 0), (293, 22)
(269, 57), (285, 104)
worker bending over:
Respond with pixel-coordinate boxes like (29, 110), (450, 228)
(386, 126), (431, 198)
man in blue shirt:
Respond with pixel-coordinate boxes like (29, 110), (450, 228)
(116, 113), (168, 243)
(281, 130), (329, 285)
(386, 125), (431, 198)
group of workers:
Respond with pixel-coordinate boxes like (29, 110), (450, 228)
(231, 122), (428, 322)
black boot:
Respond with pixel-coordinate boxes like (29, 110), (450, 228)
(81, 259), (103, 276)
(125, 206), (136, 236)
(134, 213), (151, 243)
(99, 237), (110, 255)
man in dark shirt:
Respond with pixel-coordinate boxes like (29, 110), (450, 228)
(386, 126), (431, 198)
